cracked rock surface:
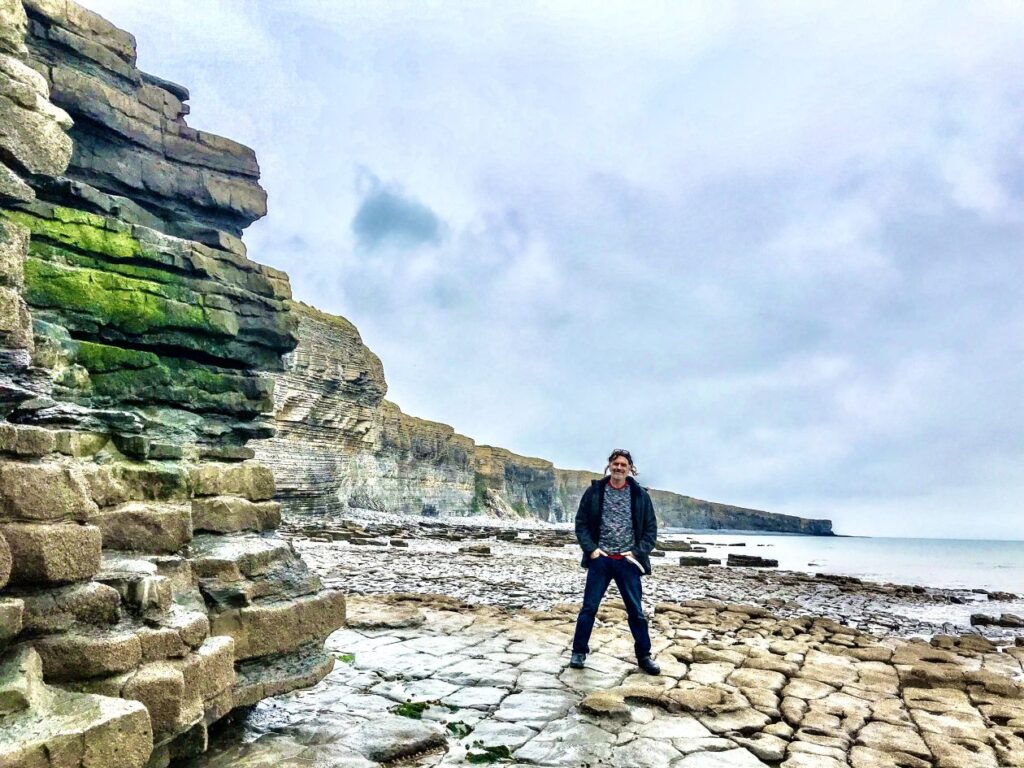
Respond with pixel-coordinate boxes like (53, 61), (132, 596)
(186, 592), (1024, 767)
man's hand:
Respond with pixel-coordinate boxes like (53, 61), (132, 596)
(590, 548), (607, 560)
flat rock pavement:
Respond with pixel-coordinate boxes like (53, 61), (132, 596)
(184, 593), (1024, 768)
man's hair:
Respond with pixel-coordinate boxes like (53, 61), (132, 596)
(605, 448), (639, 477)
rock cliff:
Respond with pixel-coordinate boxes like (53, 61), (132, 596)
(0, 3), (343, 767)
(260, 304), (833, 535)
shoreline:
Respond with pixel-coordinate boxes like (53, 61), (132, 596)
(281, 512), (1024, 642)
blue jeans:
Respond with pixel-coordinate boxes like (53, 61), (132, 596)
(571, 555), (652, 658)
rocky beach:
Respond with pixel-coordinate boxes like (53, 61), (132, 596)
(1, 1), (1022, 767)
(179, 512), (1024, 768)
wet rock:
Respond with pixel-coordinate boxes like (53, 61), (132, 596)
(680, 556), (721, 567)
(727, 554), (779, 568)
(345, 715), (446, 762)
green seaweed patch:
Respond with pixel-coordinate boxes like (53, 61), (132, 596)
(5, 208), (141, 261)
(392, 701), (431, 719)
(24, 258), (225, 337)
(28, 240), (183, 286)
(72, 341), (269, 414)
(446, 721), (473, 738)
(75, 340), (159, 374)
(334, 652), (355, 664)
(466, 744), (513, 764)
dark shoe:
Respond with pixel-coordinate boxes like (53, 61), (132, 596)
(569, 652), (586, 669)
(637, 655), (660, 675)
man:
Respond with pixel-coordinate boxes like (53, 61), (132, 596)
(570, 448), (660, 675)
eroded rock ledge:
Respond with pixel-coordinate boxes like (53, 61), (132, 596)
(0, 2), (343, 766)
(259, 301), (833, 534)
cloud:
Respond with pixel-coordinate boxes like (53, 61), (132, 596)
(83, 0), (1024, 538)
(351, 172), (445, 251)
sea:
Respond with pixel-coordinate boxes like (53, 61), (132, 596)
(660, 531), (1024, 594)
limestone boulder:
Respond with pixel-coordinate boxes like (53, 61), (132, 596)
(0, 646), (42, 716)
(190, 462), (275, 501)
(209, 589), (345, 660)
(0, 521), (101, 584)
(0, 679), (152, 768)
(32, 626), (142, 681)
(0, 461), (98, 522)
(191, 496), (281, 533)
(19, 581), (121, 633)
(91, 502), (192, 553)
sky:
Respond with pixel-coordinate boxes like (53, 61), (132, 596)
(85, 1), (1024, 539)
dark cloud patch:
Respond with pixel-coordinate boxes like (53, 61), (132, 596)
(351, 184), (444, 251)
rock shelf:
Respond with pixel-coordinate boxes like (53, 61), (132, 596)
(187, 592), (1024, 768)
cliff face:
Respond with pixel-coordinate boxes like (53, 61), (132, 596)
(261, 304), (833, 534)
(257, 302), (567, 521)
(0, 3), (343, 767)
(556, 469), (833, 535)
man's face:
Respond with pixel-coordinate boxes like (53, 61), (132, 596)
(609, 455), (631, 483)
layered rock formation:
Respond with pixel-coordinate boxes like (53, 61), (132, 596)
(0, 3), (343, 767)
(260, 304), (833, 534)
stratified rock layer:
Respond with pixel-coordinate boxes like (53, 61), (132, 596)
(259, 303), (833, 534)
(0, 2), (343, 766)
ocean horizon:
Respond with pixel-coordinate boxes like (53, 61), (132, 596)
(661, 530), (1024, 594)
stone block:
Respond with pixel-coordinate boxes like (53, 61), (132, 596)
(0, 597), (23, 642)
(19, 581), (121, 633)
(188, 533), (293, 580)
(0, 461), (98, 522)
(114, 462), (191, 502)
(0, 286), (30, 345)
(92, 502), (192, 553)
(191, 496), (280, 533)
(0, 521), (102, 584)
(122, 661), (185, 739)
(137, 625), (187, 662)
(190, 462), (275, 501)
(210, 589), (345, 660)
(193, 635), (235, 701)
(53, 430), (109, 457)
(0, 424), (57, 457)
(33, 627), (142, 681)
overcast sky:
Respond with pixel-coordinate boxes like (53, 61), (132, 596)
(87, 1), (1024, 539)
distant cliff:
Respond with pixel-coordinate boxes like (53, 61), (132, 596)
(556, 469), (832, 535)
(258, 303), (834, 535)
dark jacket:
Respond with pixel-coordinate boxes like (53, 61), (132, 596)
(575, 476), (658, 575)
